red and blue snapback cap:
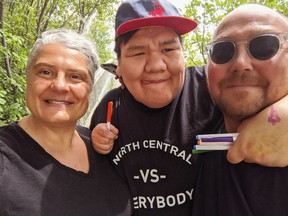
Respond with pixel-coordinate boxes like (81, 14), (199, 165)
(115, 0), (198, 36)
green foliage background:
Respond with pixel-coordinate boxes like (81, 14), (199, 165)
(0, 0), (287, 126)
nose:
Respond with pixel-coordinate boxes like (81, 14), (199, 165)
(145, 52), (167, 73)
(50, 73), (69, 92)
(231, 44), (253, 72)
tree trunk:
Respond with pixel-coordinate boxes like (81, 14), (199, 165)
(0, 0), (13, 79)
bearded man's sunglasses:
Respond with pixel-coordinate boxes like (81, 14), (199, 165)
(207, 33), (288, 64)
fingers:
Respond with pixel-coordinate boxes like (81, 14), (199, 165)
(94, 143), (114, 155)
(91, 123), (118, 154)
(108, 124), (119, 136)
(226, 140), (245, 164)
(227, 134), (287, 167)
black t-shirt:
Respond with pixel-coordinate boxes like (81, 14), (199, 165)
(192, 149), (288, 216)
(90, 66), (224, 215)
(0, 123), (132, 216)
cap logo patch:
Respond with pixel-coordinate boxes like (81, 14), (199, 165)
(149, 0), (165, 17)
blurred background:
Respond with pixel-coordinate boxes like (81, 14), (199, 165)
(0, 0), (287, 126)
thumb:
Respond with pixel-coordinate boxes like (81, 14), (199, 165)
(227, 139), (245, 164)
(109, 124), (119, 136)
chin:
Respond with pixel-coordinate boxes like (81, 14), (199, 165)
(145, 98), (172, 109)
(223, 105), (264, 122)
(44, 114), (74, 124)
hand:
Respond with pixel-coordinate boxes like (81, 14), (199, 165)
(91, 123), (119, 155)
(227, 95), (288, 167)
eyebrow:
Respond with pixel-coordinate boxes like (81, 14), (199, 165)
(32, 62), (55, 69)
(215, 27), (278, 41)
(126, 44), (145, 52)
(32, 62), (88, 74)
(160, 38), (179, 46)
(126, 38), (179, 51)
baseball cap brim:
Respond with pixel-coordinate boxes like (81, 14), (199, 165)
(116, 16), (198, 36)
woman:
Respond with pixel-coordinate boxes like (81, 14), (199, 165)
(0, 29), (132, 215)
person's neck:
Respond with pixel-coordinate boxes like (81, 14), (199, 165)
(18, 115), (77, 150)
(224, 117), (241, 133)
(18, 115), (89, 173)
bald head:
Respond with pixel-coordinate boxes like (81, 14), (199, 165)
(207, 4), (288, 132)
(213, 4), (288, 40)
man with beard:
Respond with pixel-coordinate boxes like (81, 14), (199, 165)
(192, 4), (288, 215)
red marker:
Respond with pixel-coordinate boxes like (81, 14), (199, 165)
(106, 101), (113, 130)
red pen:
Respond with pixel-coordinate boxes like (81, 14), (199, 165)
(106, 101), (113, 130)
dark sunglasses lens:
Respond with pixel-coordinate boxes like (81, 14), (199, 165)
(249, 35), (280, 60)
(209, 42), (235, 64)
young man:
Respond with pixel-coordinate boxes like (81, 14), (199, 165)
(90, 0), (223, 215)
(192, 4), (288, 215)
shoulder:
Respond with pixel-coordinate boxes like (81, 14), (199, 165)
(101, 87), (122, 103)
(95, 87), (122, 112)
(183, 65), (208, 91)
(0, 123), (22, 183)
(76, 125), (91, 140)
(90, 87), (123, 129)
(185, 65), (207, 80)
(0, 123), (21, 145)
